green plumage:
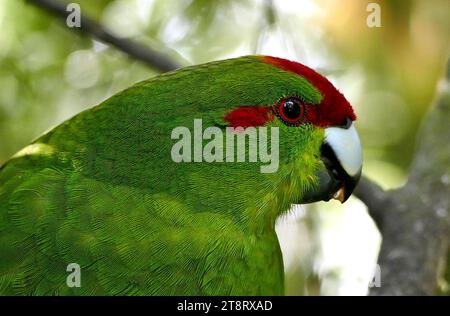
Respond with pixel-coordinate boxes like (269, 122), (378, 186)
(0, 56), (324, 295)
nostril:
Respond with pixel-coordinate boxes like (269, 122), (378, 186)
(342, 117), (352, 129)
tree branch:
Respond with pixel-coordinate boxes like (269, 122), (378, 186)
(26, 0), (181, 72)
(353, 176), (390, 231)
(355, 60), (450, 295)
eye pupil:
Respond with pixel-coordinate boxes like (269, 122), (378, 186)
(283, 100), (301, 119)
(275, 97), (306, 126)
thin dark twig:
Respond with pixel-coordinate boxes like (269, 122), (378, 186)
(26, 0), (181, 72)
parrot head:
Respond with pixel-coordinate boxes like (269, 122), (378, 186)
(221, 55), (362, 204)
(258, 56), (362, 204)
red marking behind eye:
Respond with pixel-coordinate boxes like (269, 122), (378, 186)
(263, 56), (356, 127)
(224, 106), (273, 128)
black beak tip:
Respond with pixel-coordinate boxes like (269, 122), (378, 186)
(299, 166), (361, 205)
(341, 169), (361, 203)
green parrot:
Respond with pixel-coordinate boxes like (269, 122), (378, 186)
(0, 55), (362, 295)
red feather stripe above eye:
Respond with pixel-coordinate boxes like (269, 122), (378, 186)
(263, 56), (356, 127)
(224, 106), (273, 128)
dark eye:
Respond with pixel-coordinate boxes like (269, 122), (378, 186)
(274, 97), (307, 126)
